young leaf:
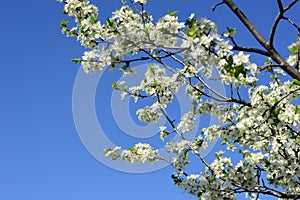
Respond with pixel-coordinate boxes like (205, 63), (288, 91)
(167, 10), (178, 16)
(72, 58), (82, 64)
(112, 81), (118, 89)
(60, 20), (68, 29)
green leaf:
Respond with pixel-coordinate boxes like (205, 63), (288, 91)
(295, 105), (300, 114)
(223, 186), (230, 191)
(225, 55), (233, 68)
(171, 174), (182, 185)
(227, 27), (236, 33)
(288, 44), (297, 53)
(263, 158), (271, 167)
(270, 74), (278, 79)
(89, 14), (98, 23)
(130, 146), (137, 154)
(60, 20), (68, 29)
(121, 62), (129, 71)
(111, 155), (118, 160)
(214, 152), (219, 159)
(224, 56), (245, 78)
(187, 27), (198, 38)
(112, 81), (118, 89)
(221, 139), (228, 145)
(264, 57), (271, 65)
(104, 148), (110, 154)
(237, 166), (242, 173)
(72, 58), (82, 64)
(244, 151), (251, 158)
(234, 64), (244, 78)
(63, 9), (68, 15)
(106, 18), (115, 27)
(238, 150), (250, 158)
(185, 17), (196, 28)
(224, 55), (234, 74)
(292, 79), (300, 86)
(272, 109), (280, 117)
(167, 10), (178, 16)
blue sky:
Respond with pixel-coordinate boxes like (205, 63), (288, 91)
(1, 0), (299, 200)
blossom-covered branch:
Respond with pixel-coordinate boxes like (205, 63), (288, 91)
(59, 0), (300, 199)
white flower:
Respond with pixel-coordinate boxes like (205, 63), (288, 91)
(187, 174), (200, 181)
(233, 51), (249, 65)
(189, 13), (195, 19)
(176, 111), (196, 133)
(134, 0), (147, 4)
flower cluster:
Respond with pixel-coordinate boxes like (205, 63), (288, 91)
(133, 65), (180, 123)
(287, 39), (300, 67)
(59, 0), (101, 48)
(105, 143), (158, 164)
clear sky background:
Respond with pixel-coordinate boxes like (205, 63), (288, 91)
(1, 0), (299, 200)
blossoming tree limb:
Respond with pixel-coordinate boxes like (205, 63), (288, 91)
(58, 0), (300, 199)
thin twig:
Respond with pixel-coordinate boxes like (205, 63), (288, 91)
(270, 0), (299, 45)
(258, 64), (285, 71)
(212, 1), (225, 12)
(232, 46), (269, 57)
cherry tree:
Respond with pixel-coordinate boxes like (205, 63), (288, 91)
(58, 0), (300, 199)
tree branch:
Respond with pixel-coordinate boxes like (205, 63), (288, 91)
(276, 0), (284, 12)
(223, 0), (300, 81)
(228, 35), (269, 56)
(232, 46), (269, 57)
(212, 1), (225, 12)
(282, 16), (300, 33)
(257, 64), (285, 71)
